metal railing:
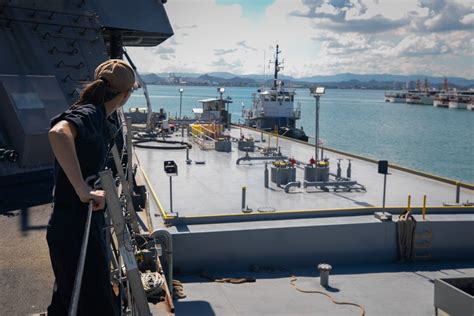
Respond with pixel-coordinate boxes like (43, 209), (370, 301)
(190, 124), (222, 150)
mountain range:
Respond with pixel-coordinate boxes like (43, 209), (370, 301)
(141, 72), (474, 89)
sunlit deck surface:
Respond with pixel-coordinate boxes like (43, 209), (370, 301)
(135, 126), (473, 221)
(137, 126), (474, 315)
(163, 261), (474, 316)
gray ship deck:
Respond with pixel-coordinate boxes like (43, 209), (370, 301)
(136, 126), (474, 315)
(136, 126), (473, 222)
(170, 261), (474, 316)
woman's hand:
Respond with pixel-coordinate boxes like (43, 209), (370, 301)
(77, 184), (106, 211)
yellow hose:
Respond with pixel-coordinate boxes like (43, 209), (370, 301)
(290, 275), (366, 316)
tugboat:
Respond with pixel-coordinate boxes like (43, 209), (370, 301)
(242, 45), (309, 142)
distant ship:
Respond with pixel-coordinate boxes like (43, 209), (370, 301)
(384, 91), (407, 103)
(242, 45), (308, 142)
(406, 79), (437, 105)
(448, 90), (474, 109)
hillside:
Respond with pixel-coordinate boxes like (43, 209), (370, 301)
(142, 72), (474, 89)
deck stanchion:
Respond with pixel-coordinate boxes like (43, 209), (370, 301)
(422, 195), (427, 220)
(169, 176), (173, 213)
(455, 181), (460, 204)
(276, 129), (279, 149)
(241, 186), (247, 210)
(264, 163), (269, 188)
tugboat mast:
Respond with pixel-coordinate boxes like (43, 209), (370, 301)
(273, 44), (282, 89)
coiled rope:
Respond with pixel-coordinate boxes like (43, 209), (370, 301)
(141, 271), (165, 303)
(397, 209), (416, 261)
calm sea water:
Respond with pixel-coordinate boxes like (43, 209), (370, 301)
(125, 85), (474, 183)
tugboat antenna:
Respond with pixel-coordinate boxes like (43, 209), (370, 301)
(273, 44), (282, 88)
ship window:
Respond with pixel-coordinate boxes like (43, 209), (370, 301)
(271, 95), (276, 101)
(11, 92), (45, 109)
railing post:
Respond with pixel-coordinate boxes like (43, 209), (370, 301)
(241, 186), (246, 210)
(455, 182), (461, 204)
(264, 163), (269, 188)
(422, 195), (427, 220)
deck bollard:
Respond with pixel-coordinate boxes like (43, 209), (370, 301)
(242, 186), (246, 210)
(186, 147), (192, 164)
(456, 182), (460, 204)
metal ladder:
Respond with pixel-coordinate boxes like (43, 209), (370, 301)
(413, 227), (433, 260)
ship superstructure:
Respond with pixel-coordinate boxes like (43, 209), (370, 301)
(0, 0), (173, 211)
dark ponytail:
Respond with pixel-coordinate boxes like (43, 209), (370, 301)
(71, 78), (120, 109)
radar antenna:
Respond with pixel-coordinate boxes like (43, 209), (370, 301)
(271, 44), (283, 88)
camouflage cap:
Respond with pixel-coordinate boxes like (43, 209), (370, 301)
(94, 59), (136, 93)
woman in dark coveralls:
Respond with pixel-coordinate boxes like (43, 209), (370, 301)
(47, 59), (136, 315)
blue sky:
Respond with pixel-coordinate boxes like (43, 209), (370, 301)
(128, 0), (474, 79)
(216, 0), (275, 19)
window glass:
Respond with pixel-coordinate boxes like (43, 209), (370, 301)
(11, 92), (45, 109)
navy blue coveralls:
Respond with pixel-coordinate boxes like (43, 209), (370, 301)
(47, 104), (117, 316)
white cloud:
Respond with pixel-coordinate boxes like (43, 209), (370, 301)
(155, 46), (175, 54)
(391, 34), (450, 57)
(214, 48), (238, 56)
(210, 57), (243, 70)
(126, 0), (474, 79)
(461, 13), (474, 26)
(174, 24), (197, 30)
(236, 40), (258, 51)
(413, 0), (474, 32)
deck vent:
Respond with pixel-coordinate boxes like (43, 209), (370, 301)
(318, 263), (332, 287)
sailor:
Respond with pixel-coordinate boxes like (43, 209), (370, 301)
(47, 59), (136, 315)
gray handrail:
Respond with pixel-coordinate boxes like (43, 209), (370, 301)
(68, 200), (93, 316)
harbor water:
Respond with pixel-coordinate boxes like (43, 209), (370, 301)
(126, 85), (474, 184)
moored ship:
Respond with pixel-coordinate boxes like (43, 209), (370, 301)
(406, 79), (437, 105)
(384, 91), (407, 103)
(448, 91), (474, 109)
(468, 99), (474, 111)
(242, 45), (308, 142)
(433, 93), (455, 108)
